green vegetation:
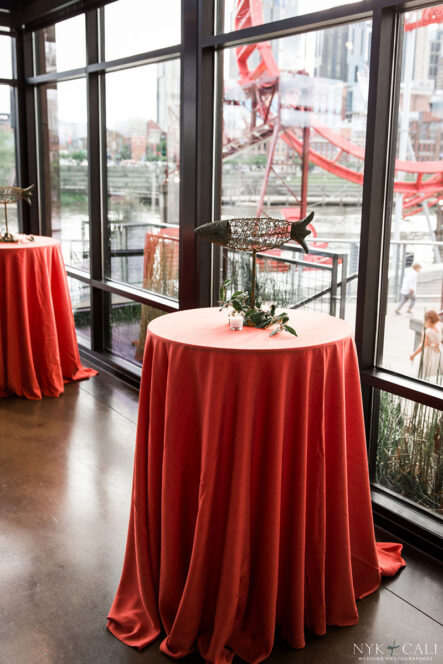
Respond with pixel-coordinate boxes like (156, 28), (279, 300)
(111, 302), (140, 324)
(60, 191), (88, 212)
(227, 251), (298, 308)
(228, 154), (268, 167)
(71, 150), (87, 163)
(219, 278), (297, 336)
(376, 391), (442, 515)
(73, 309), (90, 329)
(118, 144), (131, 161)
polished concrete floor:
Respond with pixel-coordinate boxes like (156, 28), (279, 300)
(1, 370), (442, 664)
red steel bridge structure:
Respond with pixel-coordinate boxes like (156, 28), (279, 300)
(223, 0), (443, 223)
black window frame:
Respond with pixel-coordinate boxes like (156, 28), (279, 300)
(3, 0), (442, 558)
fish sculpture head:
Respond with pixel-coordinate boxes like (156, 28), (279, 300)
(194, 219), (231, 247)
(0, 184), (35, 205)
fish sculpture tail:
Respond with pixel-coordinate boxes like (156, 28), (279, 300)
(21, 185), (34, 205)
(290, 211), (314, 253)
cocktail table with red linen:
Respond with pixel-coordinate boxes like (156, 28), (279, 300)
(0, 236), (97, 399)
(108, 307), (405, 664)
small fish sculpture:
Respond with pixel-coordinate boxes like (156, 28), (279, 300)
(0, 184), (34, 205)
(0, 185), (35, 243)
(194, 211), (314, 254)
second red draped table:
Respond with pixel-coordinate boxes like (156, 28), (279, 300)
(0, 236), (96, 399)
(108, 307), (405, 664)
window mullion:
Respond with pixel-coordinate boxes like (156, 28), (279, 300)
(86, 8), (107, 353)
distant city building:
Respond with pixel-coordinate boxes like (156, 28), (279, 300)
(409, 111), (443, 160)
(431, 89), (443, 113)
(146, 119), (163, 157)
(131, 134), (147, 162)
(157, 61), (180, 133)
(107, 129), (129, 160)
(248, 137), (296, 165)
(157, 62), (180, 164)
(404, 25), (443, 92)
(316, 27), (348, 82)
(345, 22), (371, 119)
(412, 27), (431, 82)
(147, 119), (161, 147)
(437, 54), (443, 90)
(315, 21), (371, 120)
(262, 0), (299, 23)
(57, 121), (87, 151)
(428, 29), (443, 83)
(400, 80), (434, 114)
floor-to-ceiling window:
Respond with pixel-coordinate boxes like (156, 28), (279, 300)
(374, 8), (443, 519)
(8, 0), (442, 554)
(29, 1), (182, 368)
(210, 0), (442, 553)
(217, 15), (372, 328)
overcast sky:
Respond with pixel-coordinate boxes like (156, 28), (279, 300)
(47, 2), (180, 126)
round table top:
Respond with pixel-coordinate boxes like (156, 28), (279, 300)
(148, 307), (353, 352)
(0, 235), (58, 250)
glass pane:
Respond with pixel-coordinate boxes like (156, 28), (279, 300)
(220, 0), (360, 34)
(105, 60), (180, 299)
(0, 35), (12, 78)
(109, 294), (166, 365)
(381, 9), (443, 386)
(34, 15), (86, 75)
(104, 0), (180, 61)
(0, 85), (17, 234)
(220, 20), (371, 327)
(67, 277), (91, 348)
(376, 390), (443, 518)
(38, 79), (89, 269)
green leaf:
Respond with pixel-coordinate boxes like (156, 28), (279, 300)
(231, 300), (243, 311)
(232, 291), (244, 297)
(284, 324), (298, 336)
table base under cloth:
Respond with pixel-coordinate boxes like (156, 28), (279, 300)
(107, 309), (405, 664)
(0, 236), (97, 399)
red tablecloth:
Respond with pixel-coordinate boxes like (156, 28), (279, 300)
(0, 236), (97, 399)
(108, 308), (405, 663)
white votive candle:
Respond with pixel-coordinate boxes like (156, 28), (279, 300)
(230, 316), (243, 331)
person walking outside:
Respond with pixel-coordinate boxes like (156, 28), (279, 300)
(395, 262), (421, 314)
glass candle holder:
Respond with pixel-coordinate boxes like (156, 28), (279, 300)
(229, 315), (243, 331)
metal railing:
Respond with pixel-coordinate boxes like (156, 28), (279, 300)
(227, 243), (356, 319)
(65, 224), (443, 320)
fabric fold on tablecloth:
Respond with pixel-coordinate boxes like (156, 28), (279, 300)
(0, 238), (97, 399)
(376, 542), (406, 577)
(107, 324), (406, 664)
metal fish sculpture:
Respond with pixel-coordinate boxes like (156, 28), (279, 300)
(0, 184), (34, 205)
(194, 211), (314, 254)
(0, 185), (35, 243)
